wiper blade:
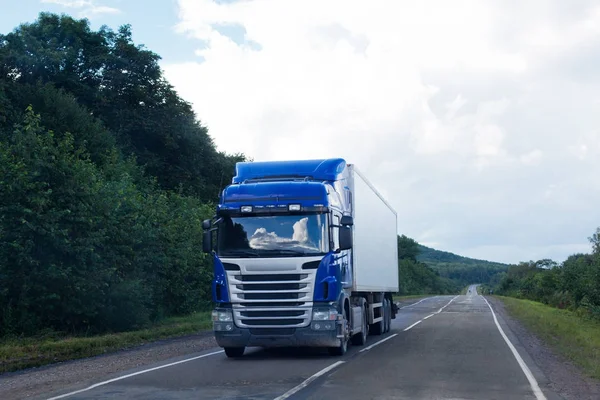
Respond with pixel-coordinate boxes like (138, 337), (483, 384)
(262, 249), (312, 255)
(220, 249), (261, 257)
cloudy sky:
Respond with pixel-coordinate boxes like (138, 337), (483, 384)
(2, 0), (600, 264)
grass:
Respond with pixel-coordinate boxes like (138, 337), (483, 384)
(0, 311), (212, 373)
(497, 296), (600, 380)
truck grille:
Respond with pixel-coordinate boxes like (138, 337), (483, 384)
(228, 271), (315, 328)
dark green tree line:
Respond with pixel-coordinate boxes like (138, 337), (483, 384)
(397, 235), (458, 295)
(0, 13), (243, 336)
(495, 228), (600, 319)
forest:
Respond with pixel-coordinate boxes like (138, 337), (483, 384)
(417, 244), (508, 288)
(1, 13), (513, 340)
(0, 13), (244, 337)
(491, 228), (600, 319)
(397, 235), (509, 295)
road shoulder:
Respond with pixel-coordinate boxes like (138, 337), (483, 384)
(0, 331), (217, 400)
(486, 296), (600, 400)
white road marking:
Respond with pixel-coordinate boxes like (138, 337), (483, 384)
(398, 295), (459, 334)
(481, 296), (547, 400)
(273, 361), (345, 400)
(399, 296), (437, 309)
(403, 320), (422, 331)
(45, 350), (224, 400)
(359, 333), (398, 353)
(436, 295), (459, 313)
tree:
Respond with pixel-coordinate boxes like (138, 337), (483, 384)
(0, 13), (244, 336)
(1, 12), (244, 201)
(398, 235), (420, 262)
(590, 227), (600, 256)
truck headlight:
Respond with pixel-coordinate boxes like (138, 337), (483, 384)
(212, 309), (233, 322)
(312, 307), (338, 321)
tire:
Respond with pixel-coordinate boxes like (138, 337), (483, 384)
(224, 347), (245, 358)
(383, 299), (389, 333)
(385, 298), (392, 333)
(329, 308), (349, 356)
(351, 300), (368, 346)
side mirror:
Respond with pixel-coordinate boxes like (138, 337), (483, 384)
(340, 215), (353, 226)
(202, 219), (212, 230)
(338, 226), (353, 251)
(202, 231), (212, 254)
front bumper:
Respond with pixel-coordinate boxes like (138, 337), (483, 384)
(215, 325), (341, 348)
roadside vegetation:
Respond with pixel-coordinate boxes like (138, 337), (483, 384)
(0, 312), (212, 373)
(499, 296), (600, 380)
(397, 235), (508, 296)
(396, 235), (458, 295)
(418, 245), (508, 289)
(493, 228), (600, 320)
(487, 228), (600, 379)
(0, 13), (243, 340)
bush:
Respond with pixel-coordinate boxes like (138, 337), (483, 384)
(0, 107), (214, 336)
(495, 232), (600, 320)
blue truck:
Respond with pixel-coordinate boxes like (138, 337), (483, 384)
(202, 158), (399, 357)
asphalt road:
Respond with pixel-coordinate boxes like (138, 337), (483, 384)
(40, 286), (560, 400)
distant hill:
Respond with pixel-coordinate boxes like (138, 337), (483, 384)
(417, 245), (509, 268)
(416, 245), (509, 288)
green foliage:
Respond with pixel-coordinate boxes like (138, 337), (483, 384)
(417, 244), (508, 287)
(397, 235), (420, 262)
(0, 12), (244, 202)
(0, 311), (212, 373)
(0, 107), (215, 335)
(495, 229), (600, 320)
(0, 13), (242, 337)
(500, 296), (600, 380)
(397, 235), (458, 295)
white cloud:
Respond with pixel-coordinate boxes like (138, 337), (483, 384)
(249, 217), (318, 251)
(164, 0), (600, 264)
(41, 0), (120, 17)
(520, 149), (543, 166)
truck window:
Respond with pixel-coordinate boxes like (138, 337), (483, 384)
(332, 214), (340, 251)
(217, 214), (329, 257)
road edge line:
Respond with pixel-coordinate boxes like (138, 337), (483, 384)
(45, 350), (224, 400)
(481, 296), (547, 400)
(359, 333), (398, 353)
(399, 296), (436, 309)
(436, 295), (459, 314)
(273, 361), (345, 400)
(403, 320), (422, 331)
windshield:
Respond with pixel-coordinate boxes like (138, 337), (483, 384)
(217, 214), (329, 257)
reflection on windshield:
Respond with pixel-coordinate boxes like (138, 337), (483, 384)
(218, 214), (328, 257)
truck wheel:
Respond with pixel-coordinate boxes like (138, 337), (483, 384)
(384, 299), (392, 333)
(383, 299), (389, 333)
(328, 309), (349, 356)
(351, 300), (368, 346)
(224, 347), (245, 358)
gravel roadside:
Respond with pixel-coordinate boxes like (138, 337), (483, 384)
(486, 296), (600, 400)
(0, 331), (217, 400)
